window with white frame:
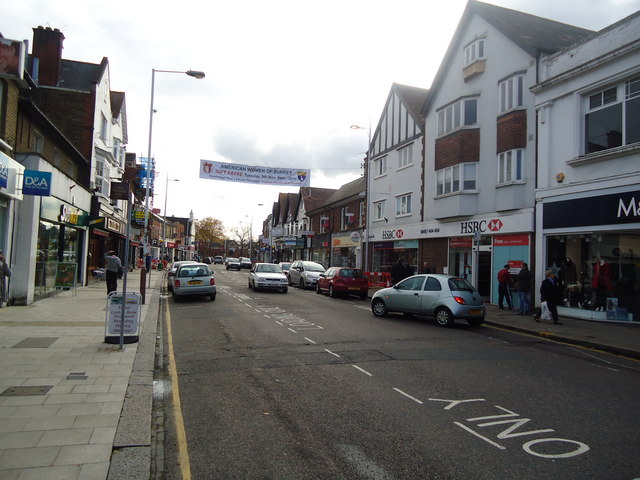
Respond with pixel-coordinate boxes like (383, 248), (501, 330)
(584, 76), (640, 154)
(437, 98), (478, 136)
(359, 201), (364, 227)
(396, 193), (412, 216)
(374, 156), (387, 177)
(436, 163), (477, 196)
(320, 215), (329, 234)
(464, 38), (485, 67)
(373, 200), (386, 221)
(31, 130), (44, 153)
(95, 157), (110, 196)
(100, 113), (108, 140)
(497, 149), (524, 184)
(397, 143), (413, 169)
(499, 74), (525, 113)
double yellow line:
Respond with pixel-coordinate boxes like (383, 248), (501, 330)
(165, 303), (192, 479)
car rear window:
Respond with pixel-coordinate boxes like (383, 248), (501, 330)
(179, 266), (210, 277)
(339, 269), (364, 278)
(448, 277), (476, 292)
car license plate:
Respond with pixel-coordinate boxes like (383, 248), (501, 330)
(469, 309), (482, 315)
(348, 286), (360, 290)
(188, 280), (202, 285)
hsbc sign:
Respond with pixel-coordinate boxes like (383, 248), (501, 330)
(460, 219), (504, 234)
(382, 228), (404, 240)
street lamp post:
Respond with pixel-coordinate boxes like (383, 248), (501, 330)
(351, 124), (372, 273)
(141, 68), (205, 300)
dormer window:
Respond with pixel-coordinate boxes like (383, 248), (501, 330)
(464, 39), (485, 67)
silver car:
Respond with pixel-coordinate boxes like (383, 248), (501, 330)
(167, 260), (196, 292)
(288, 260), (326, 289)
(248, 263), (288, 293)
(172, 263), (216, 302)
(371, 274), (486, 327)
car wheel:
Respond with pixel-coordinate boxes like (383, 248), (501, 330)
(172, 292), (180, 303)
(467, 318), (484, 327)
(252, 283), (259, 292)
(226, 266), (229, 270)
(248, 280), (252, 289)
(288, 276), (293, 286)
(329, 284), (337, 298)
(209, 294), (216, 301)
(371, 298), (388, 317)
(299, 279), (305, 290)
(316, 283), (322, 294)
(435, 307), (455, 327)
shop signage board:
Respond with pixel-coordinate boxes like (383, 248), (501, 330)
(543, 190), (640, 229)
(369, 211), (534, 241)
(55, 262), (77, 290)
(23, 170), (52, 196)
(105, 292), (141, 343)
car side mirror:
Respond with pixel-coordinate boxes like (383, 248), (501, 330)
(168, 272), (175, 277)
(319, 273), (326, 278)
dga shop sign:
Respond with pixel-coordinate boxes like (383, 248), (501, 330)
(23, 170), (52, 196)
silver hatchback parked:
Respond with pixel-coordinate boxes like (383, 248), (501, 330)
(172, 263), (216, 302)
(371, 274), (485, 327)
(288, 260), (326, 289)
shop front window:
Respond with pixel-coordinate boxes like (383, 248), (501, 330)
(35, 221), (81, 296)
(546, 233), (639, 321)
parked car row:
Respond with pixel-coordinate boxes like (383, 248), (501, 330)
(168, 259), (487, 328)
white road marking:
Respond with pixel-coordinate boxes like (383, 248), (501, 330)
(288, 328), (297, 333)
(275, 321), (283, 326)
(352, 365), (372, 377)
(304, 337), (316, 344)
(325, 349), (340, 358)
(455, 421), (506, 450)
(393, 388), (423, 404)
(263, 315), (270, 318)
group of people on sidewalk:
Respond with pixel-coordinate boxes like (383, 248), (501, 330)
(497, 263), (562, 324)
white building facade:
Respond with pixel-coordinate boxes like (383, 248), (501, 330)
(533, 12), (640, 322)
(421, 2), (592, 304)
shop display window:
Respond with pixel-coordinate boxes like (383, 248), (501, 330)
(546, 233), (639, 321)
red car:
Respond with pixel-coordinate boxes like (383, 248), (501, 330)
(316, 267), (368, 299)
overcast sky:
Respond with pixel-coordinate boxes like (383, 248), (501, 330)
(3, 0), (639, 235)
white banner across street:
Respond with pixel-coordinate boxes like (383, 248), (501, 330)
(199, 160), (310, 187)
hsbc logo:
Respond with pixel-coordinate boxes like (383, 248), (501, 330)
(460, 219), (503, 234)
(382, 228), (404, 240)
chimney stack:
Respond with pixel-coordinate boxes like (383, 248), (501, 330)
(32, 26), (65, 86)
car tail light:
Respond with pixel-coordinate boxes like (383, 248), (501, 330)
(210, 277), (215, 286)
(453, 296), (466, 305)
(175, 280), (181, 287)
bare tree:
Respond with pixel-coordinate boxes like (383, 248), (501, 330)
(229, 224), (251, 257)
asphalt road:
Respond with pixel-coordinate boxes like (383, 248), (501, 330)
(160, 268), (640, 480)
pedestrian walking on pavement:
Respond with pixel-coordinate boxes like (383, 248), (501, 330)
(540, 269), (563, 324)
(105, 250), (123, 295)
(516, 262), (532, 315)
(391, 258), (408, 285)
(0, 250), (11, 307)
(497, 264), (514, 310)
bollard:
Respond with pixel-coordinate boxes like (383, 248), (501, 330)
(140, 268), (146, 304)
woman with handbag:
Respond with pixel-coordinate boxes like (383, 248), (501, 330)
(104, 250), (123, 295)
(540, 269), (562, 325)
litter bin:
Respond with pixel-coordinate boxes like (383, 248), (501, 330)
(157, 262), (164, 271)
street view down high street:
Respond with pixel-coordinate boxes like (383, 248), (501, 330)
(1, 0), (640, 479)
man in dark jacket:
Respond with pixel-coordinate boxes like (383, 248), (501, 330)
(391, 258), (407, 285)
(540, 269), (562, 324)
(515, 263), (532, 315)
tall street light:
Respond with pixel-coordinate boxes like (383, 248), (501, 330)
(351, 124), (371, 273)
(162, 175), (179, 260)
(142, 68), (205, 295)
